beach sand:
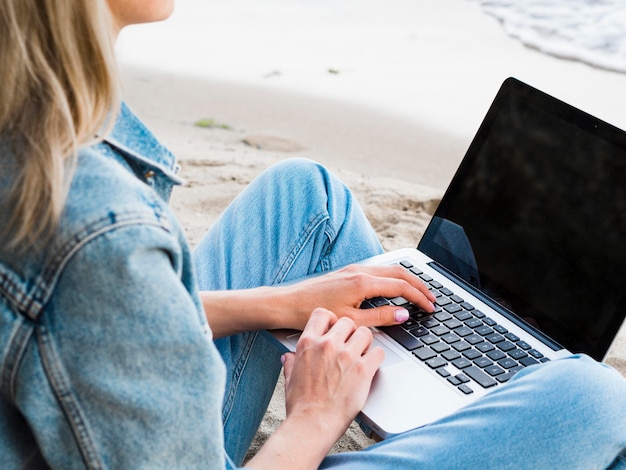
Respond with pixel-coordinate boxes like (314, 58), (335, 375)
(117, 0), (626, 459)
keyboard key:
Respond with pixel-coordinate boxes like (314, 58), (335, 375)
(389, 296), (410, 306)
(476, 342), (495, 353)
(399, 260), (413, 269)
(421, 317), (439, 328)
(444, 304), (463, 314)
(476, 326), (494, 336)
(465, 334), (484, 345)
(430, 280), (443, 289)
(474, 357), (494, 368)
(441, 333), (461, 344)
(472, 310), (486, 318)
(431, 326), (450, 336)
(520, 356), (540, 367)
(434, 312), (453, 322)
(528, 349), (544, 359)
(497, 341), (516, 352)
(431, 342), (451, 353)
(464, 366), (497, 388)
(452, 341), (471, 352)
(444, 319), (463, 329)
(493, 325), (508, 334)
(454, 326), (474, 337)
(508, 349), (529, 360)
(452, 358), (472, 369)
(486, 350), (506, 361)
(421, 334), (440, 345)
(420, 274), (433, 282)
(370, 297), (390, 307)
(482, 317), (497, 326)
(485, 365), (505, 376)
(409, 267), (423, 276)
(455, 373), (470, 384)
(450, 295), (465, 303)
(454, 310), (473, 321)
(486, 333), (505, 344)
(442, 350), (461, 361)
(505, 332), (520, 342)
(379, 325), (422, 350)
(460, 302), (475, 311)
(414, 347), (437, 361)
(426, 357), (448, 369)
(458, 384), (474, 395)
(465, 318), (483, 329)
(517, 341), (531, 350)
(439, 287), (454, 296)
(436, 367), (451, 378)
(498, 358), (519, 369)
(462, 348), (482, 360)
(447, 376), (461, 386)
(408, 326), (429, 337)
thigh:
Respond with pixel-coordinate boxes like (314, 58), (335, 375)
(192, 158), (383, 291)
(192, 158), (383, 464)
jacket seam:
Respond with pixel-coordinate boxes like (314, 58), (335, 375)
(1, 213), (171, 322)
(37, 325), (104, 470)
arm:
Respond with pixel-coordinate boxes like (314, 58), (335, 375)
(201, 264), (437, 338)
(45, 224), (227, 468)
(245, 309), (384, 470)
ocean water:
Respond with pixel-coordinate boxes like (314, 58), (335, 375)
(476, 0), (626, 73)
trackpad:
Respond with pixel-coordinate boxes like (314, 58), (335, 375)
(284, 333), (403, 368)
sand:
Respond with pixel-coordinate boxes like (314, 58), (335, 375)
(117, 0), (626, 459)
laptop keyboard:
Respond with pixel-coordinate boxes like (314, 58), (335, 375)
(360, 260), (550, 396)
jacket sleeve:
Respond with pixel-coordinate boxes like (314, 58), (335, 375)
(30, 222), (227, 469)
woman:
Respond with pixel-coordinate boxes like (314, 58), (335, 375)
(1, 1), (625, 469)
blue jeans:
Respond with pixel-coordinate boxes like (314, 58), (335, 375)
(193, 158), (626, 469)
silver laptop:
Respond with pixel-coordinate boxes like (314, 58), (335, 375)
(273, 77), (626, 439)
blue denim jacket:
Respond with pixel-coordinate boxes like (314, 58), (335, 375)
(0, 104), (228, 469)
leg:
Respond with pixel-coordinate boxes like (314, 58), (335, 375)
(322, 355), (626, 469)
(192, 158), (383, 465)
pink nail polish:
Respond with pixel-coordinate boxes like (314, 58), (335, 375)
(394, 308), (409, 323)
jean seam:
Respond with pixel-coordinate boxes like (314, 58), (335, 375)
(273, 211), (330, 284)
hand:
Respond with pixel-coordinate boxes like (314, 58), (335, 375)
(285, 264), (436, 330)
(246, 309), (384, 470)
(282, 308), (384, 448)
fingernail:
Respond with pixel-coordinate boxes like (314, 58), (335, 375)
(280, 354), (286, 365)
(394, 308), (409, 323)
(429, 301), (436, 312)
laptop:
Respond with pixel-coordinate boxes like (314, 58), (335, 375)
(273, 77), (626, 439)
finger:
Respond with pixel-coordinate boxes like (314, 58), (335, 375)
(351, 305), (412, 327)
(360, 275), (436, 314)
(301, 307), (337, 337)
(281, 352), (296, 388)
(345, 325), (375, 355)
(326, 316), (359, 343)
(354, 264), (437, 303)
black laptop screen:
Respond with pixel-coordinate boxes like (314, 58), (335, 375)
(419, 78), (626, 361)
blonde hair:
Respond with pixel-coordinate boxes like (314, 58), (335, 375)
(0, 0), (121, 250)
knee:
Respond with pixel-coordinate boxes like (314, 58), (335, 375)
(264, 158), (327, 185)
(520, 354), (626, 431)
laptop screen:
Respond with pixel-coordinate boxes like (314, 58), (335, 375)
(419, 78), (626, 361)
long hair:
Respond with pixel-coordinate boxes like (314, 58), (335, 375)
(0, 0), (120, 250)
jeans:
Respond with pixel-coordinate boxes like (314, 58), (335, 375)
(193, 158), (626, 469)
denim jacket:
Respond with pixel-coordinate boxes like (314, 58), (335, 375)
(0, 104), (228, 469)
